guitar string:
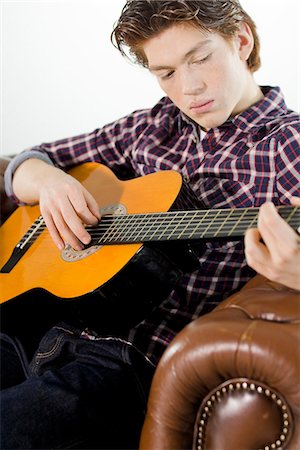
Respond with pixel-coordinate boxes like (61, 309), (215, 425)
(22, 211), (299, 237)
(23, 206), (297, 226)
(97, 208), (250, 242)
(23, 206), (299, 235)
(21, 207), (299, 239)
(91, 218), (300, 242)
(24, 207), (300, 242)
(25, 215), (300, 245)
(87, 207), (298, 238)
(23, 219), (300, 246)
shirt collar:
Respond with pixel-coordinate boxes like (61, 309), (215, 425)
(230, 86), (288, 131)
(178, 111), (204, 140)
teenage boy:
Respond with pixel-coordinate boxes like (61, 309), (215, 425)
(2, 1), (300, 449)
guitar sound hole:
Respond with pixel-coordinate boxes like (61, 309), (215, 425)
(61, 203), (127, 262)
(61, 244), (101, 262)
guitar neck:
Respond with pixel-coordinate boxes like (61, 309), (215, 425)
(89, 206), (300, 244)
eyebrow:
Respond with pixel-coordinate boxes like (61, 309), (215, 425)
(149, 39), (212, 72)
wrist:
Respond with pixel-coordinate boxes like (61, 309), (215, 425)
(13, 159), (62, 204)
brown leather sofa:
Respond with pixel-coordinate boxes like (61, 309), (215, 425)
(140, 274), (300, 449)
(1, 157), (300, 449)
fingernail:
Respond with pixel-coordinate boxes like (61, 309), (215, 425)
(72, 242), (84, 251)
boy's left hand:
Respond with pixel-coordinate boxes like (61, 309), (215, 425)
(245, 198), (300, 291)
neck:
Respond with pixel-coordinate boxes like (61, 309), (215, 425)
(232, 76), (264, 117)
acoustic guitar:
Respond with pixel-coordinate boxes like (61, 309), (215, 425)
(1, 162), (299, 305)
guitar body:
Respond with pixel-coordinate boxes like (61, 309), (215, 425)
(0, 163), (183, 303)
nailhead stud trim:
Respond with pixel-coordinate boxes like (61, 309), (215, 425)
(196, 380), (291, 450)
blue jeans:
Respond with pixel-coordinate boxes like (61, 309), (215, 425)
(0, 323), (155, 449)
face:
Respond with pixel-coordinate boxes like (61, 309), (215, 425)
(143, 23), (262, 129)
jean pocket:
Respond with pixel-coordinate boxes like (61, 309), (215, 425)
(28, 323), (79, 376)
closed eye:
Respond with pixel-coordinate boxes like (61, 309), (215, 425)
(192, 53), (212, 65)
(161, 70), (175, 80)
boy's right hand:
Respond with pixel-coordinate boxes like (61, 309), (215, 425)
(13, 159), (100, 251)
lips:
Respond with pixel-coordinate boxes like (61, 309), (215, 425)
(189, 100), (214, 114)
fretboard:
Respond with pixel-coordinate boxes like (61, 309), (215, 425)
(86, 205), (299, 244)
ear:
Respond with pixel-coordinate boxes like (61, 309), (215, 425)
(235, 22), (254, 63)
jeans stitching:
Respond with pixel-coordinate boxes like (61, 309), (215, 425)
(35, 327), (75, 360)
(82, 335), (155, 367)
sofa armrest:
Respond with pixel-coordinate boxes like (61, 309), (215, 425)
(140, 275), (300, 450)
(0, 157), (17, 224)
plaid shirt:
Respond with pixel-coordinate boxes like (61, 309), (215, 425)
(5, 86), (300, 365)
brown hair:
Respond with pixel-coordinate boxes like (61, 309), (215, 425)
(111, 0), (261, 72)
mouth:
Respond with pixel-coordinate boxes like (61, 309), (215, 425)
(189, 100), (214, 114)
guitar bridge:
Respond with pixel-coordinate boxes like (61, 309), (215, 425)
(0, 215), (44, 273)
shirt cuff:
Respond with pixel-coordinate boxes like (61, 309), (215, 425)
(4, 150), (54, 203)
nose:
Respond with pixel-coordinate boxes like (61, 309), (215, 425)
(181, 67), (206, 95)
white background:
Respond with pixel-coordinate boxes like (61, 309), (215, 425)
(1, 0), (299, 155)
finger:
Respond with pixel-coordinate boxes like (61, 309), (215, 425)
(257, 203), (295, 259)
(244, 232), (274, 277)
(51, 208), (85, 250)
(245, 228), (271, 268)
(85, 190), (101, 222)
(55, 201), (91, 247)
(67, 187), (100, 225)
(43, 194), (86, 249)
(70, 192), (100, 225)
(41, 209), (66, 251)
(244, 227), (261, 248)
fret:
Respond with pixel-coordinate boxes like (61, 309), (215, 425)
(163, 211), (187, 240)
(227, 208), (249, 237)
(131, 213), (157, 241)
(125, 213), (156, 242)
(212, 209), (235, 238)
(247, 210), (258, 229)
(190, 209), (211, 239)
(100, 216), (122, 243)
(156, 211), (183, 240)
(142, 214), (167, 241)
(138, 212), (183, 241)
(201, 209), (223, 238)
(118, 215), (138, 242)
(177, 210), (199, 239)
